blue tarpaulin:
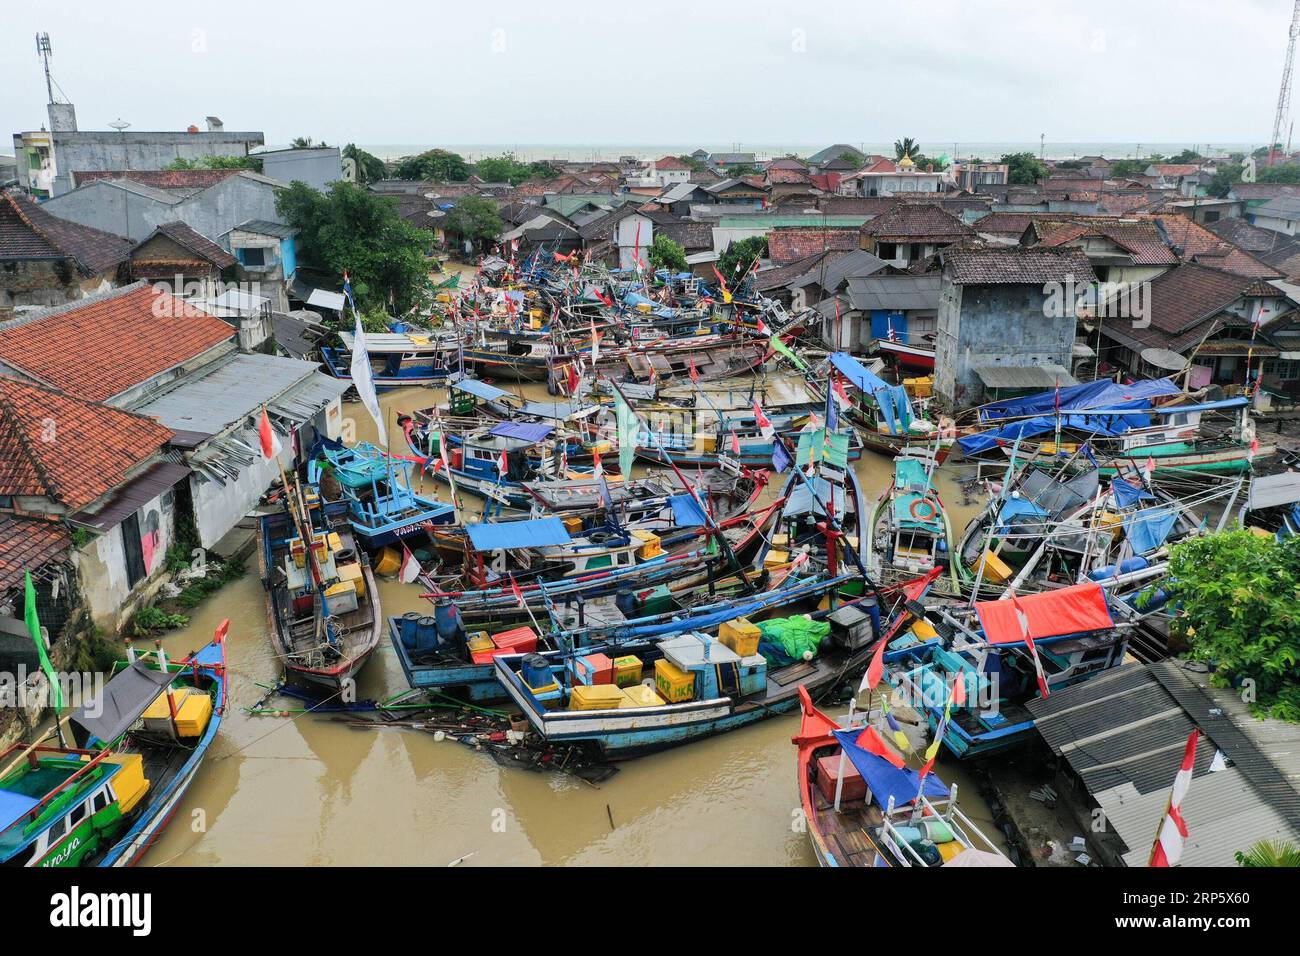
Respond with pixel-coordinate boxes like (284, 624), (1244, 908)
(830, 352), (890, 395)
(623, 291), (677, 318)
(0, 789), (39, 833)
(452, 378), (510, 401)
(979, 378), (1181, 422)
(830, 729), (950, 807)
(1110, 479), (1155, 509)
(998, 496), (1049, 524)
(1124, 507), (1179, 555)
(957, 413), (1139, 456)
(669, 493), (707, 527)
(490, 422), (554, 443)
(466, 517), (573, 551)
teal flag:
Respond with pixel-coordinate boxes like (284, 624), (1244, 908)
(770, 334), (808, 371)
(24, 571), (62, 709)
(616, 393), (637, 477)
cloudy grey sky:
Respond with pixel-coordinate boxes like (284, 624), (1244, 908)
(1, 1), (1292, 152)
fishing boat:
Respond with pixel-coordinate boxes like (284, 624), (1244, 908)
(793, 688), (1011, 867)
(0, 626), (226, 867)
(882, 581), (1128, 759)
(866, 449), (962, 590)
(321, 329), (463, 388)
(312, 441), (456, 548)
(257, 493), (384, 695)
(828, 352), (955, 462)
(874, 338), (936, 372)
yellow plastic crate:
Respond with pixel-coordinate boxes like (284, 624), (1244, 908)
(970, 549), (1012, 584)
(142, 687), (214, 738)
(764, 549), (789, 569)
(569, 685), (625, 711)
(719, 617), (761, 657)
(102, 753), (150, 814)
(655, 658), (695, 703)
(467, 633), (494, 654)
(337, 561), (366, 598)
(612, 655), (643, 687)
(620, 684), (666, 708)
(631, 529), (663, 559)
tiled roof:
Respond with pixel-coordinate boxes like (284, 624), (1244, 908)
(766, 227), (860, 265)
(1033, 218), (1178, 266)
(943, 247), (1096, 285)
(0, 283), (235, 402)
(654, 156), (691, 170)
(861, 203), (976, 241)
(0, 375), (172, 511)
(133, 221), (237, 269)
(752, 252), (835, 292)
(1150, 164), (1200, 177)
(0, 515), (71, 589)
(0, 190), (133, 276)
(1232, 182), (1300, 201)
(657, 220), (714, 251)
(1104, 263), (1264, 353)
(1147, 215), (1282, 279)
(766, 168), (812, 185)
(971, 211), (1060, 236)
(72, 169), (241, 191)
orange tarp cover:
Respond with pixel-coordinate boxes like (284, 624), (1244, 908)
(975, 582), (1112, 645)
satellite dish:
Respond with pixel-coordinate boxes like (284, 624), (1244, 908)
(108, 118), (130, 132)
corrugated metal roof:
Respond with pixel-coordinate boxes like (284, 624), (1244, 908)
(845, 273), (942, 311)
(69, 461), (191, 532)
(972, 364), (1077, 389)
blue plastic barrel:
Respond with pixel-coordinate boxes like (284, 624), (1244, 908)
(400, 612), (422, 648)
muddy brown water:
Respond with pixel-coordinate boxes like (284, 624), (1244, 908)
(146, 374), (1003, 866)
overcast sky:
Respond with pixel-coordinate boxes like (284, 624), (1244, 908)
(1, 1), (1293, 152)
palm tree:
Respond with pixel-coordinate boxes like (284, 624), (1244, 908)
(1235, 839), (1300, 867)
(894, 137), (921, 162)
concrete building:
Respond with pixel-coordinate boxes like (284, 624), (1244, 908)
(257, 146), (343, 191)
(934, 247), (1096, 407)
(219, 219), (299, 312)
(10, 108), (263, 197)
(39, 169), (284, 243)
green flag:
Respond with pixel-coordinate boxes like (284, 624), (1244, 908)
(616, 393), (637, 478)
(770, 334), (808, 371)
(24, 571), (62, 709)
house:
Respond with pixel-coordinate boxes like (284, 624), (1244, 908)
(1026, 661), (1300, 868)
(501, 214), (582, 258)
(786, 247), (889, 307)
(40, 169), (285, 243)
(806, 144), (867, 169)
(649, 156), (692, 187)
(1231, 182), (1300, 236)
(0, 189), (133, 312)
(766, 226), (860, 266)
(934, 247), (1096, 407)
(655, 181), (713, 217)
(11, 110), (264, 198)
(0, 283), (346, 561)
(954, 162), (1009, 191)
(1023, 217), (1178, 286)
(0, 373), (182, 631)
(1148, 214), (1282, 279)
(1094, 263), (1296, 386)
(834, 272), (943, 353)
(219, 219), (299, 312)
(708, 152), (757, 173)
(128, 220), (237, 300)
(256, 146), (342, 192)
(1205, 216), (1300, 279)
(1144, 163), (1203, 193)
(859, 202), (976, 268)
(704, 177), (768, 207)
(842, 156), (946, 196)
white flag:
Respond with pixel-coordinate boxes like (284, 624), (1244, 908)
(350, 313), (387, 447)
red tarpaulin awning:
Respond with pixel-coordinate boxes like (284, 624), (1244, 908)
(975, 582), (1113, 645)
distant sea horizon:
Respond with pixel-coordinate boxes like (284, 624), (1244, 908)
(343, 141), (1259, 164)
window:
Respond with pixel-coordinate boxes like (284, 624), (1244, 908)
(239, 247), (266, 266)
(1203, 211), (1220, 223)
(47, 815), (66, 843)
(92, 790), (110, 814)
(69, 802), (86, 827)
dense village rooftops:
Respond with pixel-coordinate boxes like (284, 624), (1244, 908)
(860, 203), (976, 241)
(1030, 218), (1179, 266)
(767, 226), (859, 264)
(133, 221), (238, 269)
(942, 246), (1095, 284)
(0, 375), (173, 512)
(0, 514), (70, 590)
(1146, 214), (1282, 279)
(0, 189), (133, 276)
(0, 282), (235, 403)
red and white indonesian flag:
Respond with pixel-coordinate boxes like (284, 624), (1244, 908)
(498, 448), (510, 476)
(399, 544), (422, 584)
(590, 319), (600, 364)
(1150, 729), (1199, 867)
(1011, 593), (1051, 700)
(832, 378), (852, 409)
(509, 574), (526, 609)
(258, 407), (282, 460)
(753, 400), (775, 439)
(592, 449), (603, 477)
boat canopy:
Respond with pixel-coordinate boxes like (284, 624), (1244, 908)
(669, 493), (707, 527)
(68, 661), (179, 745)
(978, 377), (1181, 423)
(795, 428), (851, 469)
(997, 496), (1049, 525)
(975, 582), (1113, 646)
(452, 378), (511, 401)
(1123, 506), (1180, 555)
(830, 729), (950, 807)
(830, 352), (890, 395)
(830, 353), (913, 434)
(466, 517), (573, 551)
(787, 476), (845, 518)
(1110, 478), (1155, 509)
(1247, 471), (1300, 511)
(957, 414), (1135, 456)
(490, 421), (554, 443)
(0, 790), (40, 834)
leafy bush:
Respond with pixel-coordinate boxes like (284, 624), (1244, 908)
(133, 607), (190, 635)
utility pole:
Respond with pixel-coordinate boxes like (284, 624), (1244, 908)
(1040, 133), (1045, 161)
(35, 33), (54, 104)
(1269, 0), (1300, 166)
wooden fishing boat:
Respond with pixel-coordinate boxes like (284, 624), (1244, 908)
(321, 329), (462, 388)
(828, 352), (954, 462)
(0, 627), (226, 867)
(874, 338), (936, 372)
(312, 443), (456, 548)
(257, 496), (383, 695)
(794, 688), (1011, 867)
(866, 449), (962, 590)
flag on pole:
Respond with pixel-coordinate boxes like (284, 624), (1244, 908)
(882, 697), (911, 752)
(614, 392), (637, 477)
(598, 472), (617, 514)
(342, 271), (355, 312)
(258, 407), (282, 460)
(349, 310), (388, 447)
(1150, 729), (1199, 867)
(24, 572), (61, 709)
(498, 448), (510, 477)
(1010, 592), (1050, 699)
(825, 379), (839, 432)
(917, 677), (958, 788)
(755, 314), (768, 335)
(590, 318), (600, 363)
(592, 449), (603, 476)
(399, 544), (422, 584)
(853, 724), (906, 769)
(831, 378), (852, 410)
(860, 637), (886, 694)
(753, 400), (774, 439)
(771, 440), (792, 474)
(509, 574), (526, 609)
(729, 430), (742, 455)
(1144, 456), (1156, 483)
(689, 358), (699, 384)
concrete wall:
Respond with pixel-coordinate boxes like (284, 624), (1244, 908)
(74, 487), (177, 632)
(191, 423), (293, 549)
(0, 259), (116, 311)
(259, 148), (341, 192)
(935, 280), (1077, 408)
(48, 130), (265, 196)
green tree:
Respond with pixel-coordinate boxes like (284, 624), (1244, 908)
(1169, 148), (1203, 164)
(723, 163), (760, 177)
(474, 153), (539, 186)
(343, 143), (386, 184)
(291, 136), (329, 148)
(276, 181), (435, 316)
(527, 159), (562, 180)
(1258, 163), (1300, 184)
(911, 153), (948, 171)
(894, 137), (921, 161)
(1000, 151), (1048, 185)
(1206, 163), (1245, 198)
(393, 148), (470, 182)
(1236, 839), (1300, 867)
(164, 155), (261, 171)
(717, 236), (767, 285)
(1108, 158), (1148, 179)
(647, 234), (687, 273)
(1163, 530), (1300, 721)
(442, 196), (503, 253)
(677, 154), (709, 174)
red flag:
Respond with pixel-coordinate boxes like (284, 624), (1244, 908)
(853, 724), (905, 769)
(509, 573), (526, 609)
(498, 449), (509, 476)
(592, 449), (603, 476)
(689, 358), (699, 384)
(258, 407), (282, 460)
(862, 638), (886, 692)
(753, 400), (774, 439)
(1150, 729), (1199, 867)
(566, 363), (580, 396)
(730, 430), (742, 455)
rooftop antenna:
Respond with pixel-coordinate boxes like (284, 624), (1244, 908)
(1269, 0), (1300, 166)
(36, 33), (55, 103)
